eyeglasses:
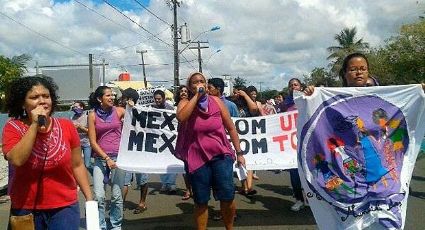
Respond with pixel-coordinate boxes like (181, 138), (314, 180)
(348, 66), (368, 73)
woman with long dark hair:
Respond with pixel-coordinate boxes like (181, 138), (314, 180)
(88, 85), (126, 230)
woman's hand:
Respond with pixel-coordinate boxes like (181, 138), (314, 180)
(236, 89), (248, 98)
(106, 158), (117, 169)
(127, 99), (135, 107)
(30, 105), (49, 131)
(237, 155), (246, 168)
(195, 85), (206, 98)
(304, 85), (315, 96)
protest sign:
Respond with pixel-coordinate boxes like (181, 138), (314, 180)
(137, 87), (167, 105)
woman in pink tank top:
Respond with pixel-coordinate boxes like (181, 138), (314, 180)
(176, 72), (246, 230)
(88, 86), (126, 230)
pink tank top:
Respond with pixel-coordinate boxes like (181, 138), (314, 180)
(179, 97), (235, 173)
(94, 106), (122, 157)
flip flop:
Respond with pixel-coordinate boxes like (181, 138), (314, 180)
(133, 206), (147, 214)
(182, 192), (192, 200)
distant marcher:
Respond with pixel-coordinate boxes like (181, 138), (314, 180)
(152, 90), (177, 194)
(71, 101), (92, 174)
(174, 85), (193, 200)
(283, 78), (307, 212)
(261, 99), (277, 115)
(118, 88), (150, 214)
(208, 78), (239, 117)
(274, 94), (285, 113)
(2, 76), (92, 229)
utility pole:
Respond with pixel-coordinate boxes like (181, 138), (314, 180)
(89, 53), (93, 91)
(136, 50), (148, 88)
(35, 61), (40, 75)
(258, 81), (263, 92)
(189, 41), (209, 73)
(172, 0), (180, 92)
(102, 58), (106, 86)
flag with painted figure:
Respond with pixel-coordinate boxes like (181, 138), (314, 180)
(294, 85), (425, 230)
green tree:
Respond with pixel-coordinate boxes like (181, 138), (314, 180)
(233, 76), (247, 89)
(327, 27), (370, 76)
(304, 67), (340, 86)
(369, 19), (425, 85)
(260, 89), (279, 100)
(0, 54), (31, 111)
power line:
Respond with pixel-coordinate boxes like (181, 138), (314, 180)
(133, 0), (171, 26)
(110, 58), (197, 67)
(96, 26), (171, 56)
(180, 53), (197, 71)
(0, 11), (85, 56)
(74, 0), (149, 40)
(103, 0), (172, 47)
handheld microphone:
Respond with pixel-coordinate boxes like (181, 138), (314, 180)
(198, 87), (205, 94)
(38, 115), (47, 127)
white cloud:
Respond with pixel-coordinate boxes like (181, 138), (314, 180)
(0, 0), (422, 93)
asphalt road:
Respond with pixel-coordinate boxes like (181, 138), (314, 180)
(1, 156), (424, 230)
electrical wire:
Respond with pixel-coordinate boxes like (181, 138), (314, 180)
(103, 0), (172, 47)
(74, 0), (149, 39)
(97, 26), (171, 56)
(0, 11), (85, 57)
(133, 0), (171, 26)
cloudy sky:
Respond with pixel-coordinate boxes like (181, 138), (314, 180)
(0, 0), (424, 91)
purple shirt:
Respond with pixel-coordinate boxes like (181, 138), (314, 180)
(177, 97), (235, 173)
(94, 106), (122, 157)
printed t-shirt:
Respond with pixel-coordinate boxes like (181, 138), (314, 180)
(2, 118), (80, 209)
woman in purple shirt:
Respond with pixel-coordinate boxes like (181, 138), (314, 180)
(88, 86), (126, 230)
(176, 72), (245, 230)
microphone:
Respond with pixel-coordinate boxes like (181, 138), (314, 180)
(198, 87), (205, 94)
(38, 115), (47, 127)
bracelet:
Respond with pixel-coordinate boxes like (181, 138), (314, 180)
(236, 151), (244, 156)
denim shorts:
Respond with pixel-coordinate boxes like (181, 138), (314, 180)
(124, 172), (149, 186)
(189, 154), (235, 205)
(9, 202), (79, 230)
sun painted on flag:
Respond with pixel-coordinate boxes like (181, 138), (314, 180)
(298, 95), (408, 229)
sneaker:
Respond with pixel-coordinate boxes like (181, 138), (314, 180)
(168, 185), (177, 195)
(160, 184), (168, 192)
(290, 200), (304, 211)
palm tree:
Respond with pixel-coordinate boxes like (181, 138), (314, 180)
(0, 54), (31, 111)
(327, 27), (369, 75)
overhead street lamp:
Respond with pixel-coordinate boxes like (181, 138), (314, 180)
(204, 49), (222, 65)
(179, 25), (220, 54)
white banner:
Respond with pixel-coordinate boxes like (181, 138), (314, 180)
(137, 87), (167, 105)
(294, 85), (425, 230)
(117, 106), (299, 173)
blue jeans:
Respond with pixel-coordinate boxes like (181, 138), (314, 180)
(93, 157), (125, 230)
(189, 154), (235, 205)
(289, 168), (304, 202)
(82, 144), (92, 174)
(9, 202), (79, 230)
(160, 173), (177, 188)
